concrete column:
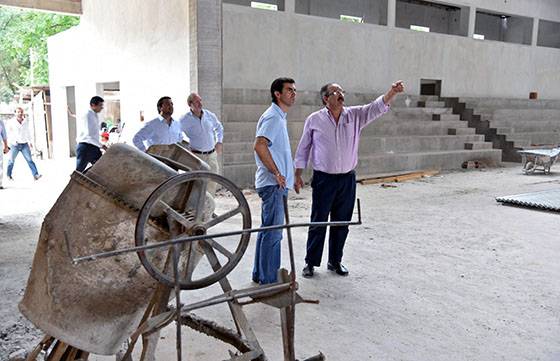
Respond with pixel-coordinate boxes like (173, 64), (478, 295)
(468, 6), (476, 38)
(285, 0), (295, 13)
(531, 18), (539, 46)
(387, 0), (396, 27)
(189, 0), (223, 119)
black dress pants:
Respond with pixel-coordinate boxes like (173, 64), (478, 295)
(304, 170), (356, 266)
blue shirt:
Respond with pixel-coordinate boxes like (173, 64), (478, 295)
(254, 103), (294, 189)
(132, 116), (183, 152)
(179, 109), (224, 152)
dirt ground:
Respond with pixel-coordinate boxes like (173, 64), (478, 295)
(1, 158), (559, 361)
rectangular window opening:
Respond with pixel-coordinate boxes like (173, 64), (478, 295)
(396, 0), (468, 37)
(410, 24), (430, 32)
(340, 14), (363, 23)
(251, 1), (278, 11)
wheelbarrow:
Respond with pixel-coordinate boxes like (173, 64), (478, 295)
(518, 147), (560, 174)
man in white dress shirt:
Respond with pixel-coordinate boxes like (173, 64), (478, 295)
(180, 92), (224, 194)
(132, 96), (183, 152)
(76, 96), (105, 172)
(6, 107), (41, 181)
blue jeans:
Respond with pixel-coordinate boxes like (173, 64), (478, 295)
(7, 143), (39, 178)
(252, 185), (287, 284)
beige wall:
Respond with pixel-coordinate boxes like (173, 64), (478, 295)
(48, 0), (191, 158)
(223, 4), (560, 98)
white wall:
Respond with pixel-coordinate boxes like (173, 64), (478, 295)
(48, 0), (191, 159)
(223, 4), (560, 99)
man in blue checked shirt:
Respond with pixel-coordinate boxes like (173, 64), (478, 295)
(132, 96), (183, 152)
(179, 92), (224, 194)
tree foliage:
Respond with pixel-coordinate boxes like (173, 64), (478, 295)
(0, 7), (79, 101)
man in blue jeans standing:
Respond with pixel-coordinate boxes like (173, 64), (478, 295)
(6, 107), (41, 181)
(252, 77), (297, 284)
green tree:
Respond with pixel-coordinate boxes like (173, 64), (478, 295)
(0, 7), (79, 102)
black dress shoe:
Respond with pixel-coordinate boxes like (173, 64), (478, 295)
(302, 264), (314, 278)
(327, 262), (349, 276)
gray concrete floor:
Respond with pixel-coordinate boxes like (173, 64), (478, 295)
(1, 158), (560, 361)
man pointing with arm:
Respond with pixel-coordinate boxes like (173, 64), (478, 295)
(295, 81), (405, 278)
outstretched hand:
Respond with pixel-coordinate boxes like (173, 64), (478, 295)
(383, 80), (405, 105)
(392, 80), (405, 93)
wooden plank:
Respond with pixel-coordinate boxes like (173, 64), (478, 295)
(358, 170), (439, 185)
(46, 340), (68, 361)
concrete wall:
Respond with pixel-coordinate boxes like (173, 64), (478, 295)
(295, 0), (387, 25)
(48, 0), (191, 159)
(223, 3), (560, 99)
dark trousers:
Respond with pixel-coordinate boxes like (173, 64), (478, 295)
(76, 142), (102, 172)
(305, 170), (356, 267)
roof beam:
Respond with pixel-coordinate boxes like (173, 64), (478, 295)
(0, 0), (81, 15)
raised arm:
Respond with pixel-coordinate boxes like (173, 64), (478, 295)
(383, 80), (405, 105)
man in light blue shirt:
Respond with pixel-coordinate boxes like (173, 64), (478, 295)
(180, 93), (223, 195)
(252, 77), (296, 284)
(133, 96), (183, 152)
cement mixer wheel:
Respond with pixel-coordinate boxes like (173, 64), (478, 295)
(135, 171), (251, 290)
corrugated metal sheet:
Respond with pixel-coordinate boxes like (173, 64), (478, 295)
(496, 189), (560, 212)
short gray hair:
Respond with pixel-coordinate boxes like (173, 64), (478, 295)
(187, 92), (200, 105)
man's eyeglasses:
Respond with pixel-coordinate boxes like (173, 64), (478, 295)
(327, 90), (345, 97)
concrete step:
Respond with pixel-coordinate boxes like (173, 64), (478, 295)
(223, 104), (454, 122)
(505, 132), (560, 146)
(223, 134), (488, 164)
(422, 101), (446, 108)
(491, 121), (560, 133)
(448, 128), (476, 135)
(366, 121), (469, 137)
(495, 127), (514, 135)
(479, 109), (560, 121)
(433, 113), (461, 121)
(464, 141), (493, 150)
(354, 149), (502, 176)
(224, 149), (503, 188)
(224, 120), (471, 142)
(462, 97), (560, 110)
(224, 88), (439, 107)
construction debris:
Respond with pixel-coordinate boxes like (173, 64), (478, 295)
(358, 170), (439, 185)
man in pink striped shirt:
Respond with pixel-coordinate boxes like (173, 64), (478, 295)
(295, 81), (405, 278)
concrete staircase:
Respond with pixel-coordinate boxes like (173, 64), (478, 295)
(222, 89), (501, 188)
(443, 97), (560, 162)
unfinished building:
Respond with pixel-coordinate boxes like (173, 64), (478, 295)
(38, 0), (560, 187)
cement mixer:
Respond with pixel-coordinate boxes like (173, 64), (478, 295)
(19, 143), (361, 361)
